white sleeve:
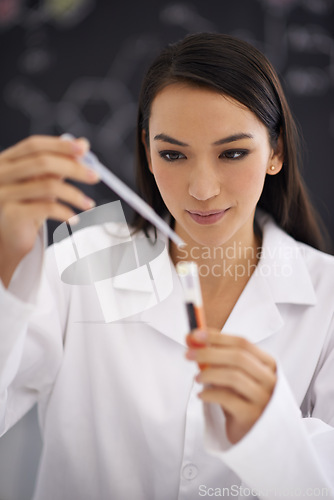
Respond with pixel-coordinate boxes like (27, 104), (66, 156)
(0, 227), (64, 436)
(203, 320), (334, 500)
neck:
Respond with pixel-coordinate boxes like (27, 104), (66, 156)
(170, 221), (262, 295)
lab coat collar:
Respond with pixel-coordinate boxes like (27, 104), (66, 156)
(223, 211), (317, 343)
(137, 229), (190, 347)
(112, 212), (317, 345)
(139, 264), (190, 347)
(255, 210), (317, 306)
(109, 227), (189, 345)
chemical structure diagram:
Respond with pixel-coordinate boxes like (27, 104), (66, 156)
(4, 35), (159, 182)
(1, 0), (334, 177)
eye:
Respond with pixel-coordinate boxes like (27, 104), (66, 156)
(220, 150), (249, 160)
(159, 150), (187, 162)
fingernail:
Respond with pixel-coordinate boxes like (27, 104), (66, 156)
(72, 138), (90, 155)
(185, 349), (196, 360)
(70, 214), (80, 225)
(194, 330), (207, 342)
(86, 168), (100, 182)
(83, 196), (96, 209)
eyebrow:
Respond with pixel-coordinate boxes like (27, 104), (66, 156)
(153, 132), (254, 147)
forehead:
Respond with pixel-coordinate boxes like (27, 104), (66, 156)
(149, 83), (266, 137)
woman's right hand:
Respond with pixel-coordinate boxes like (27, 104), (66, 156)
(0, 135), (100, 287)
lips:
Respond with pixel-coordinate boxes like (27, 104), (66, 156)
(188, 210), (224, 216)
(186, 208), (229, 225)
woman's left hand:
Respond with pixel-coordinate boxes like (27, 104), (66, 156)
(185, 328), (277, 444)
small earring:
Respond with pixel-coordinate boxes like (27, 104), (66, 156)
(270, 165), (275, 171)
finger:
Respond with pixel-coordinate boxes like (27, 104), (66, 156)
(19, 200), (79, 226)
(0, 178), (96, 212)
(186, 345), (276, 389)
(196, 367), (271, 404)
(0, 153), (99, 186)
(0, 135), (88, 162)
(205, 330), (277, 372)
(186, 329), (208, 348)
(198, 386), (256, 418)
(38, 200), (79, 223)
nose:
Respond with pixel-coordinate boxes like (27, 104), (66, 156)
(188, 164), (220, 201)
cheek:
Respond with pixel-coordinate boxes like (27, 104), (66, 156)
(226, 161), (267, 200)
(151, 166), (183, 199)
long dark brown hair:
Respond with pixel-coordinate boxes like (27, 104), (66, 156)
(134, 32), (328, 251)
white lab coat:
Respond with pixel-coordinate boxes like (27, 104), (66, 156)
(0, 210), (333, 500)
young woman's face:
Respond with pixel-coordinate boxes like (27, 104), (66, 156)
(144, 83), (282, 248)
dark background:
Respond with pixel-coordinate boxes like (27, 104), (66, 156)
(0, 2), (334, 498)
(1, 0), (333, 250)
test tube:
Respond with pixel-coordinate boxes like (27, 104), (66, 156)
(176, 261), (206, 330)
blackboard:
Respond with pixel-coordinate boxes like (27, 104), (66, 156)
(1, 0), (333, 249)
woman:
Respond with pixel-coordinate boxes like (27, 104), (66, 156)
(0, 33), (333, 499)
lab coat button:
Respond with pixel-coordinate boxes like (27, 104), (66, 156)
(182, 463), (199, 480)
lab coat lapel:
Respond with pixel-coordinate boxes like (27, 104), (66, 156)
(223, 212), (317, 343)
(139, 261), (190, 347)
(222, 269), (284, 342)
(110, 212), (317, 346)
(106, 228), (190, 345)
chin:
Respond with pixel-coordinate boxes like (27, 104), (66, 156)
(182, 226), (233, 249)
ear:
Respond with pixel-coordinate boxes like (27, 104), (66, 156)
(267, 131), (284, 176)
(141, 130), (153, 173)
